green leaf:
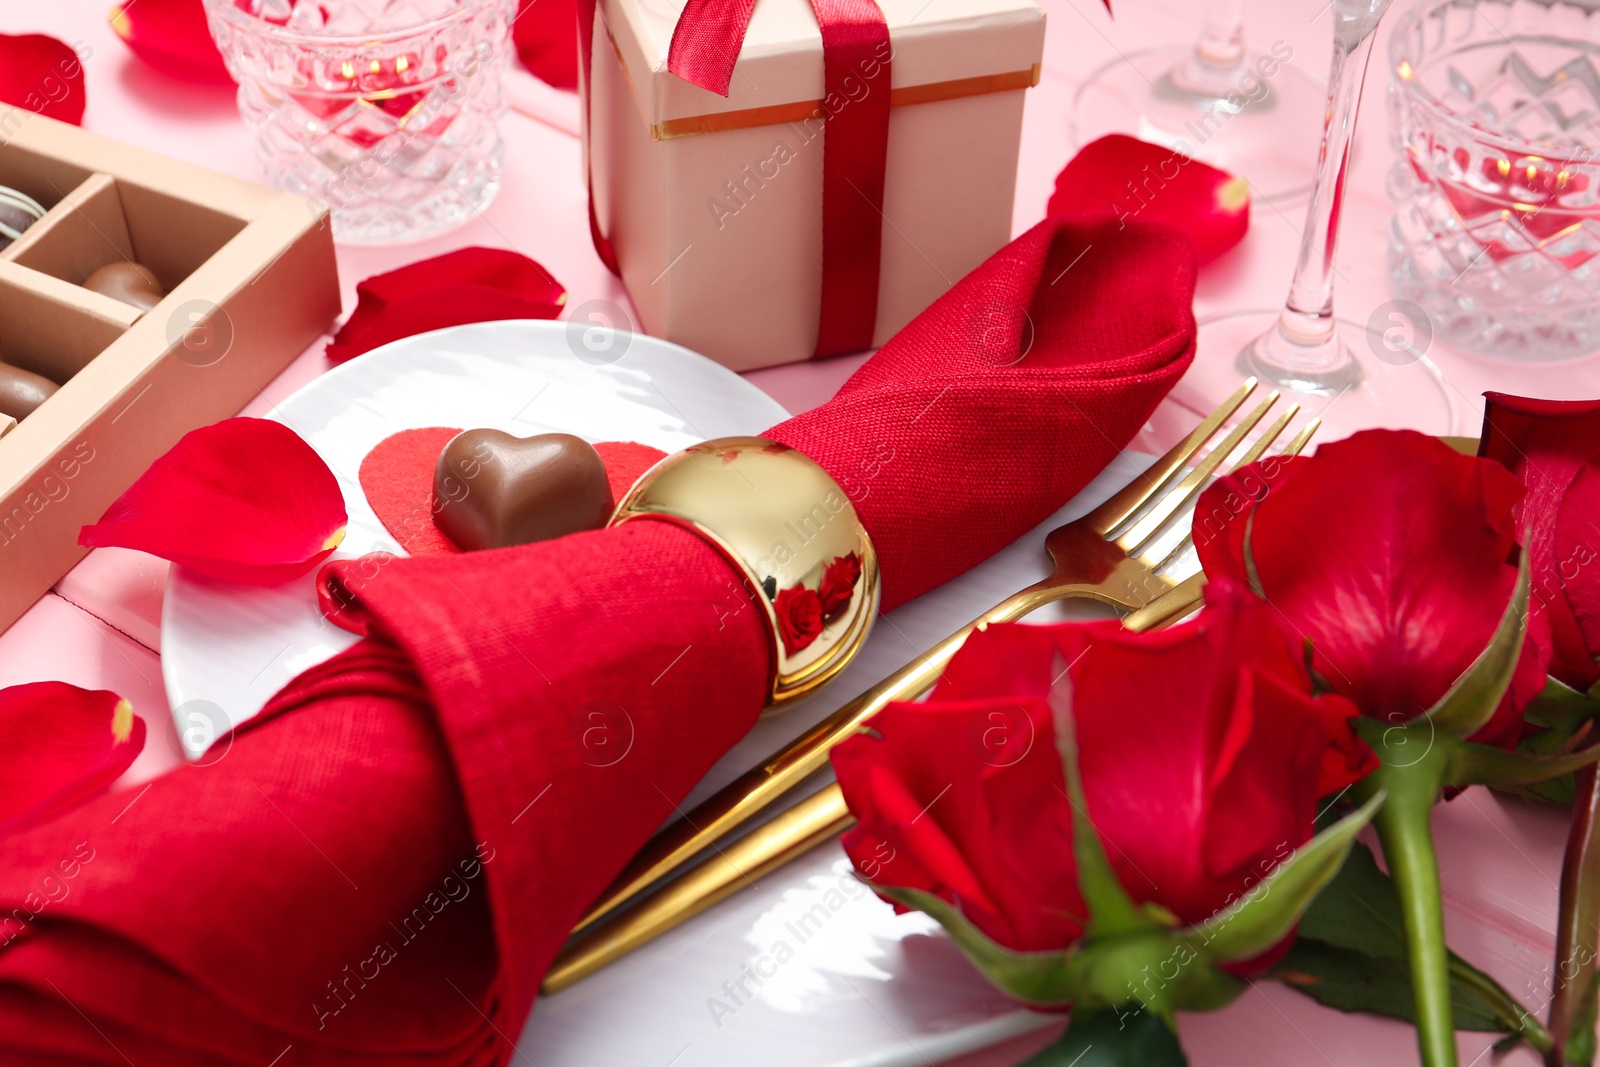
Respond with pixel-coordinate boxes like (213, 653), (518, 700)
(1446, 738), (1600, 788)
(1523, 677), (1600, 735)
(872, 884), (1079, 1007)
(1050, 658), (1150, 938)
(1018, 1004), (1188, 1067)
(1424, 553), (1531, 739)
(1276, 939), (1504, 1032)
(1497, 678), (1600, 802)
(1181, 792), (1383, 963)
(1280, 841), (1550, 1051)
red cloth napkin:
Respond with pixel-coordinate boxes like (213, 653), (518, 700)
(0, 215), (1194, 1065)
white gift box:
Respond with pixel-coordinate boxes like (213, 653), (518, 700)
(585, 0), (1046, 370)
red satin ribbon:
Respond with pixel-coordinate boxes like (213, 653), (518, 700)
(577, 0), (620, 274)
(581, 0), (892, 358)
(667, 0), (761, 97)
(805, 0), (890, 357)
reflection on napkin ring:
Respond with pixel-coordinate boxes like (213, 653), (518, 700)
(609, 437), (880, 706)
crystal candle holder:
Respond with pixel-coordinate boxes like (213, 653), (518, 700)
(1387, 0), (1600, 362)
(203, 0), (515, 244)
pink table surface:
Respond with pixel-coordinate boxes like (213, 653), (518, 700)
(4, 0), (1599, 1064)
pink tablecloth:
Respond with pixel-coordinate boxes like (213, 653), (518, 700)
(3, 0), (1598, 1064)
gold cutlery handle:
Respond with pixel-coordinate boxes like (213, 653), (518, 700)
(545, 785), (856, 993)
(570, 585), (1053, 935)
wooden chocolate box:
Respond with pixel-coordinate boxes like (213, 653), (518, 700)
(0, 111), (339, 633)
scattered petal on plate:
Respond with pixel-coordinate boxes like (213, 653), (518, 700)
(1047, 134), (1249, 265)
(0, 34), (87, 126)
(360, 426), (465, 558)
(0, 682), (145, 837)
(327, 249), (567, 363)
(109, 0), (232, 83)
(80, 418), (348, 585)
(514, 0), (579, 89)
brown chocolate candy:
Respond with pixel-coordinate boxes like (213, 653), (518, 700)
(433, 430), (614, 551)
(83, 261), (166, 312)
(0, 185), (45, 253)
(0, 361), (59, 420)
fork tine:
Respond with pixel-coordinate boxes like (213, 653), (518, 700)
(1277, 417), (1322, 458)
(1143, 405), (1312, 572)
(1082, 377), (1257, 535)
(1115, 391), (1281, 557)
(1121, 415), (1323, 631)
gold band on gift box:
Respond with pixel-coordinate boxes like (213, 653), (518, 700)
(608, 436), (880, 706)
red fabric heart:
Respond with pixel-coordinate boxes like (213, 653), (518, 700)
(357, 428), (668, 559)
(0, 34), (87, 126)
(593, 441), (668, 503)
(359, 427), (466, 558)
(326, 250), (567, 363)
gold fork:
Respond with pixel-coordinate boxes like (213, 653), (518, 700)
(541, 383), (1318, 991)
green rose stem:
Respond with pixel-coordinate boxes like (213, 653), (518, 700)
(1363, 735), (1459, 1067)
(1549, 764), (1600, 1066)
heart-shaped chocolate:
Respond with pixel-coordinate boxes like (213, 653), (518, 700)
(433, 430), (615, 551)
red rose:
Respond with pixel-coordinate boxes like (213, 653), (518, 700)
(818, 553), (862, 621)
(1195, 429), (1552, 747)
(831, 577), (1368, 958)
(1480, 393), (1600, 693)
(773, 585), (824, 655)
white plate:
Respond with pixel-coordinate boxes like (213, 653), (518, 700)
(161, 318), (1150, 1065)
(161, 319), (790, 757)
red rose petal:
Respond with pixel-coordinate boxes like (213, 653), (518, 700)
(109, 0), (232, 83)
(0, 34), (87, 126)
(359, 427), (465, 558)
(0, 683), (145, 838)
(514, 0), (579, 89)
(1047, 134), (1249, 265)
(326, 249), (567, 363)
(80, 418), (348, 586)
(1481, 392), (1600, 692)
(1557, 462), (1600, 686)
(593, 441), (667, 504)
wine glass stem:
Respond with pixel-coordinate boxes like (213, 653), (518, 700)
(1277, 0), (1392, 353)
(1194, 0), (1246, 68)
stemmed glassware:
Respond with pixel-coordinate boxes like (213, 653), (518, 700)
(1188, 0), (1457, 437)
(1069, 0), (1326, 205)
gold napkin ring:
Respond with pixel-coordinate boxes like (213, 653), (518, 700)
(609, 437), (880, 706)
